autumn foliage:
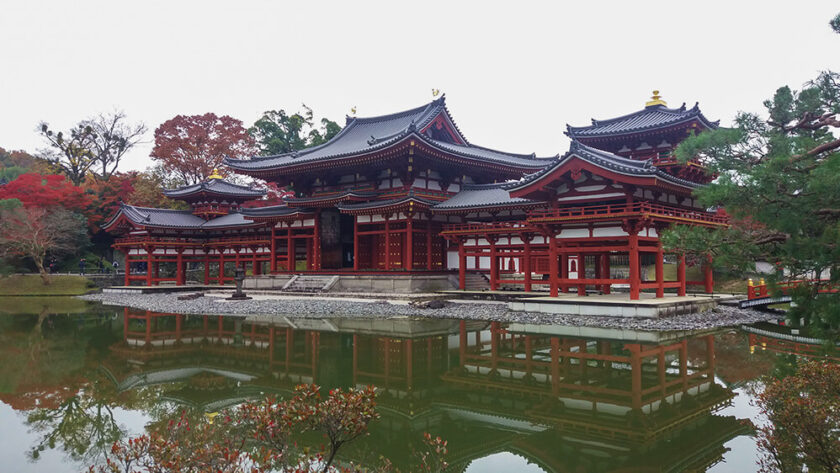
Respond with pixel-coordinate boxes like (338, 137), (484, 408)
(0, 173), (91, 212)
(754, 361), (840, 472)
(151, 113), (255, 185)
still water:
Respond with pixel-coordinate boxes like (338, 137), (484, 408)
(0, 297), (802, 472)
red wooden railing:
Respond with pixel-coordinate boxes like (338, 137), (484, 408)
(441, 221), (536, 234)
(747, 278), (837, 300)
(528, 202), (729, 225)
(115, 235), (269, 246)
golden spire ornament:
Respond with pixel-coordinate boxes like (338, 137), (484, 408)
(645, 90), (667, 107)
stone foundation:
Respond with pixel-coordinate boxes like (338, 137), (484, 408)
(243, 274), (457, 293)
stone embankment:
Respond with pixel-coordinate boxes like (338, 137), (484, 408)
(79, 292), (780, 332)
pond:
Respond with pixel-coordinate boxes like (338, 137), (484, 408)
(0, 297), (802, 472)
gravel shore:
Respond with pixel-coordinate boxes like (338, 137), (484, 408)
(79, 291), (780, 332)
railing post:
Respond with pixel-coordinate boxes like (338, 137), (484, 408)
(629, 232), (640, 300)
(549, 233), (559, 297)
(458, 239), (466, 290)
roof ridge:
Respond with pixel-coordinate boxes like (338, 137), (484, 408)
(122, 203), (194, 214)
(462, 181), (516, 190)
(353, 98), (441, 124)
(583, 103), (691, 128)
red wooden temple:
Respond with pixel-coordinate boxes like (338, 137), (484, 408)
(104, 92), (724, 298)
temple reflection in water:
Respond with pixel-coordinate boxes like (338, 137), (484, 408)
(100, 309), (748, 472)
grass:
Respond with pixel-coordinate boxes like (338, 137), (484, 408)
(0, 274), (97, 296)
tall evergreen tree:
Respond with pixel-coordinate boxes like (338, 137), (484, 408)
(662, 17), (840, 337)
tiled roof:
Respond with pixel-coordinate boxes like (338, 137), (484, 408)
(110, 204), (207, 229)
(106, 203), (265, 230)
(505, 141), (702, 191)
(284, 190), (378, 204)
(224, 96), (552, 172)
(565, 103), (719, 138)
(163, 179), (266, 199)
(336, 193), (439, 212)
(424, 139), (556, 168)
(239, 205), (315, 218)
(199, 212), (262, 229)
(433, 183), (540, 211)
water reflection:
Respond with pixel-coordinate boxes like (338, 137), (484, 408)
(0, 305), (756, 472)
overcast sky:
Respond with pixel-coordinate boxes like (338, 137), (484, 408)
(1, 1), (838, 171)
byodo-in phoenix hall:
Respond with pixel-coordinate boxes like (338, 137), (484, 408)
(104, 92), (725, 300)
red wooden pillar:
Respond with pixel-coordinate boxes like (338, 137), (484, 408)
(458, 239), (466, 290)
(252, 247), (260, 275)
(549, 234), (559, 297)
(426, 218), (433, 270)
(313, 210), (321, 270)
(146, 246), (153, 286)
(601, 252), (611, 294)
(175, 314), (182, 341)
(703, 256), (714, 293)
(655, 242), (665, 298)
(176, 250), (185, 286)
(406, 214), (414, 271)
(287, 228), (294, 272)
(123, 251), (130, 286)
(489, 237), (498, 291)
(218, 249), (225, 284)
(353, 217), (360, 271)
(203, 254), (210, 284)
(384, 216), (391, 270)
(560, 242), (568, 294)
(523, 235), (532, 292)
(629, 233), (640, 300)
(270, 227), (278, 272)
(577, 254), (586, 296)
(677, 253), (687, 296)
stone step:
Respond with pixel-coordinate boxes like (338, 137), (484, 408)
(283, 275), (339, 293)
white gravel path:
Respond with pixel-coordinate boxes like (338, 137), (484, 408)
(79, 292), (781, 332)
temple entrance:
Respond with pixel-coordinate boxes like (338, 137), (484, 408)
(340, 214), (355, 268)
(319, 210), (355, 270)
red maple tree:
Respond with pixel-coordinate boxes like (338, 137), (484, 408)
(150, 113), (256, 185)
(0, 173), (91, 212)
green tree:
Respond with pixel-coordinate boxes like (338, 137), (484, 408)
(663, 71), (840, 335)
(249, 105), (341, 155)
(662, 17), (840, 337)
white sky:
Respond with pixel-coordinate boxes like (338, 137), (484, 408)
(1, 1), (838, 171)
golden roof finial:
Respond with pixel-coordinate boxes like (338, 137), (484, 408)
(208, 168), (223, 180)
(432, 88), (440, 97)
(646, 90), (667, 107)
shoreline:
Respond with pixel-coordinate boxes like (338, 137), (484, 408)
(78, 291), (781, 332)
